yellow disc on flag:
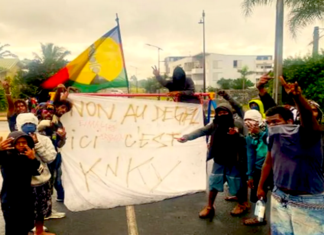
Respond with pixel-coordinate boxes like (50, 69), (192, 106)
(71, 37), (123, 85)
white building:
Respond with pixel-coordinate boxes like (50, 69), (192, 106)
(164, 53), (273, 91)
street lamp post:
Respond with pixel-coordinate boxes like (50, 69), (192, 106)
(199, 10), (206, 93)
(146, 44), (163, 71)
(146, 43), (163, 100)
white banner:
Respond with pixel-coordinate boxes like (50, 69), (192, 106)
(61, 94), (207, 212)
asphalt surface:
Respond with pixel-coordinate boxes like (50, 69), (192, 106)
(0, 120), (270, 235)
(43, 190), (270, 235)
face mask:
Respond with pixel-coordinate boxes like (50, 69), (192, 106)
(215, 114), (233, 127)
(22, 123), (36, 134)
(251, 106), (260, 111)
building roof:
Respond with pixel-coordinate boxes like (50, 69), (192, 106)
(0, 58), (20, 70)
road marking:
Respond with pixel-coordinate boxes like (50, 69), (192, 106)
(126, 206), (139, 235)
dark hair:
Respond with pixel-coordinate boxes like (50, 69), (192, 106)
(14, 99), (27, 108)
(266, 106), (294, 121)
(55, 100), (73, 112)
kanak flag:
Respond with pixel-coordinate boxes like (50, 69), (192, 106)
(41, 26), (128, 92)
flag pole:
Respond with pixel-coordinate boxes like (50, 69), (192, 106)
(116, 13), (130, 94)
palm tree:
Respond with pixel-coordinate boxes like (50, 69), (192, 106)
(242, 0), (324, 37)
(238, 65), (256, 90)
(0, 44), (17, 58)
(33, 43), (71, 63)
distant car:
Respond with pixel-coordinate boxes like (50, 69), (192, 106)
(109, 89), (124, 94)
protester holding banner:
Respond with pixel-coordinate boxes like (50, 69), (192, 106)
(1, 80), (28, 132)
(40, 99), (71, 202)
(16, 113), (57, 235)
(178, 103), (249, 219)
(36, 101), (66, 220)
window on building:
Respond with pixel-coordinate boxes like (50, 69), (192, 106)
(233, 60), (242, 68)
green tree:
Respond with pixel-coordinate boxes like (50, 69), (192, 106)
(282, 52), (324, 107)
(231, 78), (255, 89)
(11, 43), (70, 99)
(33, 43), (70, 64)
(237, 65), (255, 90)
(242, 0), (324, 36)
(207, 86), (217, 92)
(0, 43), (17, 58)
(217, 78), (233, 89)
(138, 77), (162, 93)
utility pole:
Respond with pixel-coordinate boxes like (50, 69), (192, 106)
(199, 10), (206, 93)
(272, 0), (284, 104)
(313, 26), (320, 56)
(146, 44), (163, 71)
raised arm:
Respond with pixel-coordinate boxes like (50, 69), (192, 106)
(178, 123), (215, 143)
(280, 76), (319, 131)
(257, 74), (276, 112)
(0, 137), (14, 165)
(2, 81), (15, 117)
(152, 66), (171, 88)
(218, 90), (244, 119)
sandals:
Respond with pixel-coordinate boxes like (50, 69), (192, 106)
(243, 218), (267, 226)
(230, 203), (248, 216)
(199, 206), (215, 221)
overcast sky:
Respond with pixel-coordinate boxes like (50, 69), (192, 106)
(1, 0), (323, 79)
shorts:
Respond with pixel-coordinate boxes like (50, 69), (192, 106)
(32, 181), (52, 221)
(209, 162), (242, 196)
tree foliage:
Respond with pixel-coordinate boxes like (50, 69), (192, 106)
(12, 43), (70, 100)
(231, 78), (255, 89)
(0, 43), (17, 58)
(241, 0), (324, 37)
(217, 66), (255, 90)
(217, 78), (233, 89)
(138, 77), (163, 93)
(283, 53), (324, 108)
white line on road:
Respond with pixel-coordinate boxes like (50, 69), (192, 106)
(126, 206), (139, 235)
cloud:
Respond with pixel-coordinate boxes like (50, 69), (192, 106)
(0, 0), (322, 79)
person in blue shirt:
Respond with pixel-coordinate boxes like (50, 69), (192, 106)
(258, 76), (324, 235)
(242, 110), (273, 226)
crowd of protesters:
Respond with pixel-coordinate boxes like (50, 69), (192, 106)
(153, 66), (324, 234)
(0, 82), (74, 235)
(1, 64), (324, 235)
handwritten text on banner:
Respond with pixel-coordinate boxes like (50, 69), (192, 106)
(61, 94), (207, 212)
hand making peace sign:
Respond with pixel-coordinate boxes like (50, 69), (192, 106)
(151, 66), (160, 77)
(0, 137), (14, 151)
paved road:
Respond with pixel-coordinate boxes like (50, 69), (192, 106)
(44, 191), (270, 235)
(0, 120), (270, 235)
